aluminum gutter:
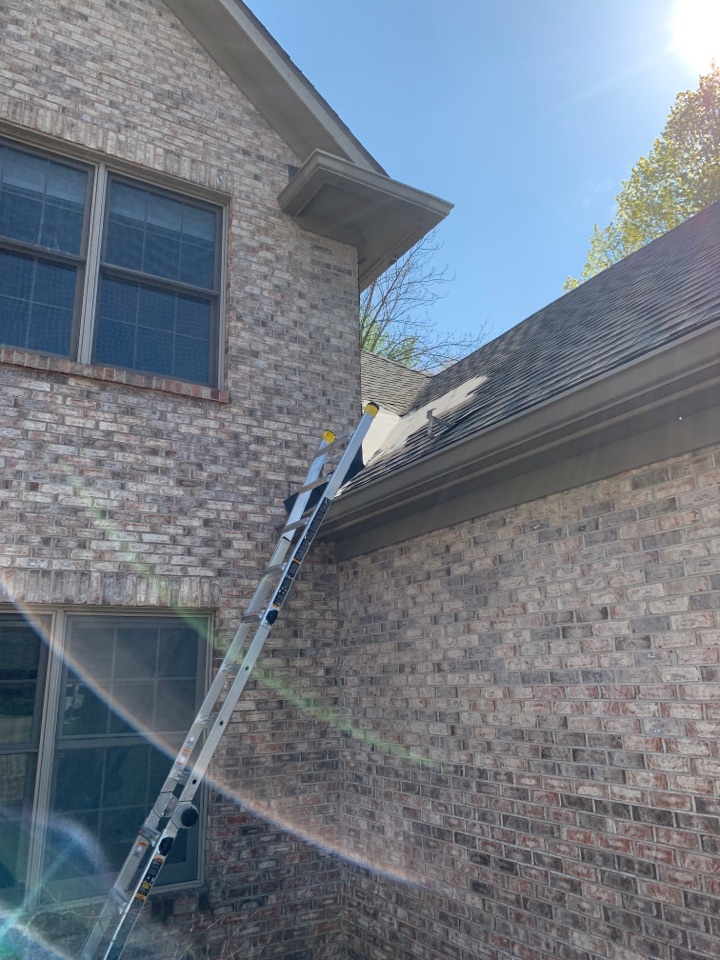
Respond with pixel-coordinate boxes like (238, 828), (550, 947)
(322, 319), (720, 558)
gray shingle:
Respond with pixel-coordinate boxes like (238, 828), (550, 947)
(354, 201), (720, 490)
(360, 350), (431, 415)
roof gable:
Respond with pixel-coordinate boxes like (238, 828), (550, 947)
(163, 0), (381, 170)
(162, 1), (452, 289)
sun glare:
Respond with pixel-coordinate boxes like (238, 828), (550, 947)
(672, 0), (720, 72)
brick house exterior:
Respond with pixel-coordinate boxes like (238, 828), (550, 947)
(0, 2), (449, 957)
(326, 205), (720, 960)
(3, 4), (720, 960)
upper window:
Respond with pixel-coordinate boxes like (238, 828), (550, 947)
(0, 140), (223, 386)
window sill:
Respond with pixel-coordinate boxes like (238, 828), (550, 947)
(0, 348), (230, 402)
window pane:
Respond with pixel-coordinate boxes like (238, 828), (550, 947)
(180, 237), (216, 289)
(61, 671), (111, 737)
(0, 614), (47, 906)
(104, 179), (218, 290)
(46, 742), (196, 901)
(0, 249), (76, 356)
(59, 617), (202, 739)
(135, 325), (174, 377)
(174, 334), (210, 384)
(0, 617), (43, 747)
(46, 615), (205, 900)
(94, 275), (214, 384)
(0, 753), (37, 904)
(0, 144), (87, 255)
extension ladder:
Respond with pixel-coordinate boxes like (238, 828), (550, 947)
(79, 403), (379, 960)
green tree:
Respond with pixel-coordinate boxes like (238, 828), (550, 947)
(566, 62), (720, 289)
(359, 232), (484, 371)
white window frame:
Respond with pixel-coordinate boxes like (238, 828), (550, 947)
(0, 607), (211, 910)
(0, 135), (227, 388)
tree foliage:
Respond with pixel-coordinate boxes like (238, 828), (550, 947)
(566, 63), (720, 289)
(359, 232), (484, 371)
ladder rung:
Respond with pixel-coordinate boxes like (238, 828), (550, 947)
(222, 663), (242, 676)
(139, 825), (160, 843)
(296, 476), (330, 494)
(282, 517), (310, 534)
(110, 887), (130, 908)
(241, 613), (262, 624)
(262, 563), (286, 578)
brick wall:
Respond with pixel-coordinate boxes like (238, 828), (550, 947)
(336, 442), (720, 960)
(1, 1), (359, 955)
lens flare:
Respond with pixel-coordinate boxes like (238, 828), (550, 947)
(2, 468), (437, 958)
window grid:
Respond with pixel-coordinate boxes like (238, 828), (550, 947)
(0, 609), (209, 910)
(0, 139), (224, 387)
(0, 142), (92, 361)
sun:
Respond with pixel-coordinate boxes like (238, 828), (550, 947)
(672, 0), (720, 73)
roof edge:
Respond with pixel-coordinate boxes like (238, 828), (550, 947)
(322, 319), (720, 555)
(162, 0), (384, 171)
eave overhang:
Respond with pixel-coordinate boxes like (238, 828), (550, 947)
(163, 0), (383, 172)
(278, 151), (453, 290)
(321, 320), (720, 559)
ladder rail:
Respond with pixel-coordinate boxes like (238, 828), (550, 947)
(79, 403), (378, 960)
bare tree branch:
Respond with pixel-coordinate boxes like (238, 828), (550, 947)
(359, 231), (486, 371)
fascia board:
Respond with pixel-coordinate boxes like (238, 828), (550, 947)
(322, 319), (720, 549)
(163, 0), (383, 171)
(278, 152), (452, 219)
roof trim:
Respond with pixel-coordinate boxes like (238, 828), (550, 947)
(278, 151), (453, 290)
(322, 319), (720, 557)
(163, 0), (384, 171)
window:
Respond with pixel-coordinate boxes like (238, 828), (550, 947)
(0, 610), (209, 907)
(0, 140), (223, 386)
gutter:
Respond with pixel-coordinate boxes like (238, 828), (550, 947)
(322, 319), (720, 558)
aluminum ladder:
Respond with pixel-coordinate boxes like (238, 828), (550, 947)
(79, 403), (379, 960)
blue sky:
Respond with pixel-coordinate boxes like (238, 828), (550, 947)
(249, 0), (704, 344)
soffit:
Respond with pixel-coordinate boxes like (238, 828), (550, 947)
(278, 152), (453, 290)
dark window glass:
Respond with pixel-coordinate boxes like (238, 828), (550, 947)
(43, 616), (204, 901)
(97, 179), (218, 384)
(95, 276), (212, 383)
(0, 145), (87, 256)
(0, 144), (87, 357)
(0, 142), (221, 385)
(105, 181), (217, 290)
(0, 615), (47, 905)
(0, 251), (77, 355)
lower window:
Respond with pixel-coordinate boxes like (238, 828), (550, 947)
(0, 610), (209, 907)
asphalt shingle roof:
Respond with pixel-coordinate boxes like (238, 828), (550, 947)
(360, 350), (431, 415)
(353, 201), (720, 492)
